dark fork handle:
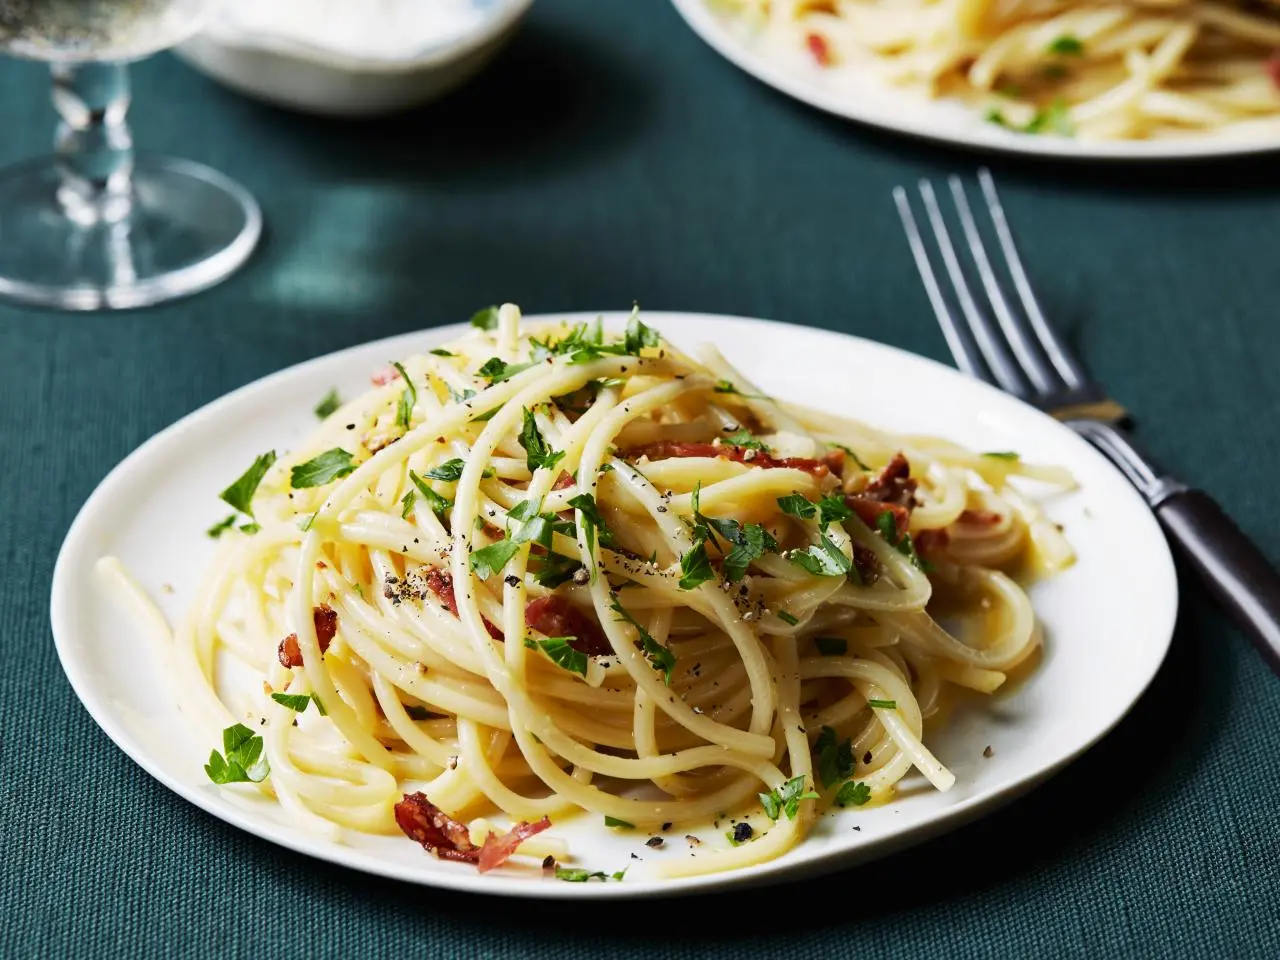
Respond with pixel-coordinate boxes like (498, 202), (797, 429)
(1157, 489), (1280, 675)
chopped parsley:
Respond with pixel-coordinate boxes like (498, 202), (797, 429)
(1026, 99), (1074, 136)
(238, 522), (261, 535)
(789, 534), (852, 577)
(469, 498), (556, 579)
(814, 636), (847, 656)
(470, 305), (500, 331)
(874, 511), (932, 572)
(622, 309), (661, 354)
(554, 866), (627, 882)
(759, 776), (819, 821)
(393, 361), (415, 430)
(519, 408), (566, 474)
(476, 356), (535, 384)
(423, 459), (494, 482)
(724, 429), (768, 451)
(1046, 35), (1084, 56)
(429, 348), (456, 357)
(610, 595), (675, 684)
(684, 482), (777, 584)
(408, 471), (451, 517)
(270, 692), (319, 713)
(814, 726), (855, 789)
(867, 698), (897, 709)
(446, 384), (476, 404)
(777, 492), (852, 530)
(528, 636), (588, 677)
(206, 515), (237, 539)
(534, 551), (581, 589)
(204, 723), (269, 785)
(219, 451), (277, 518)
(401, 491), (416, 519)
(982, 451), (1020, 461)
(290, 448), (357, 488)
(776, 493), (815, 520)
(777, 610), (799, 626)
(712, 379), (768, 400)
(567, 492), (611, 570)
(314, 388), (341, 419)
(604, 815), (635, 830)
(835, 781), (871, 807)
(678, 539), (715, 590)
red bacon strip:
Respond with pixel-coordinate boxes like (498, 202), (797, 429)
(370, 366), (400, 386)
(806, 32), (833, 66)
(845, 497), (910, 537)
(958, 508), (1003, 526)
(626, 441), (832, 478)
(425, 570), (504, 640)
(395, 792), (551, 872)
(526, 595), (612, 657)
(277, 604), (339, 668)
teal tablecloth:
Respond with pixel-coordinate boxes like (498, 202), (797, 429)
(3, 2), (1278, 956)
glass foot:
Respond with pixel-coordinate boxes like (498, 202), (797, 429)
(0, 154), (261, 310)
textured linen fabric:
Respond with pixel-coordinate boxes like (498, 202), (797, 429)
(2, 1), (1279, 957)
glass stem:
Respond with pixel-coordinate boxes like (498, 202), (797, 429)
(51, 61), (134, 225)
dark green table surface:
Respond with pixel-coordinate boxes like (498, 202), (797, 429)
(3, 2), (1279, 957)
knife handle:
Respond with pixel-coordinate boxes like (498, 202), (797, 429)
(1156, 488), (1280, 676)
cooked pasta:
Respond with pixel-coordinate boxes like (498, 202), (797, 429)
(715, 0), (1280, 142)
(124, 304), (1075, 880)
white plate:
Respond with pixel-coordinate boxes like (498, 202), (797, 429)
(669, 0), (1280, 161)
(51, 311), (1177, 898)
(176, 0), (533, 117)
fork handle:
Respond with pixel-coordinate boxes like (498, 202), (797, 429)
(1156, 489), (1280, 675)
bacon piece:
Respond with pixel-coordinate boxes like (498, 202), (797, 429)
(553, 472), (576, 491)
(863, 452), (917, 506)
(806, 32), (833, 66)
(477, 816), (553, 873)
(371, 365), (400, 386)
(526, 595), (612, 657)
(627, 441), (831, 478)
(958, 509), (1002, 526)
(395, 792), (480, 864)
(425, 570), (503, 640)
(852, 544), (880, 585)
(277, 604), (339, 668)
(845, 497), (910, 537)
(1269, 51), (1280, 90)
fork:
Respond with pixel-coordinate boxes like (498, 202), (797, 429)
(894, 169), (1280, 677)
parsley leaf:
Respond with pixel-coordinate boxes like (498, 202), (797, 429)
(777, 610), (799, 626)
(204, 723), (269, 785)
(789, 534), (852, 577)
(470, 306), (500, 331)
(314, 389), (341, 419)
(815, 726), (855, 789)
(777, 493), (816, 520)
(836, 780), (871, 807)
(678, 537), (715, 590)
(623, 310), (660, 354)
(867, 698), (897, 709)
(393, 361), (415, 430)
(724, 429), (768, 451)
(554, 866), (625, 882)
(604, 815), (635, 829)
(220, 451), (277, 518)
(429, 348), (456, 357)
(610, 595), (675, 684)
(469, 498), (554, 579)
(1046, 34), (1084, 55)
(534, 551), (581, 589)
(816, 494), (853, 528)
(982, 451), (1020, 461)
(423, 459), (494, 482)
(207, 515), (237, 539)
(401, 491), (416, 518)
(1024, 99), (1074, 136)
(239, 523), (260, 535)
(446, 384), (476, 404)
(290, 449), (357, 488)
(686, 482), (777, 582)
(470, 540), (521, 580)
(759, 776), (819, 821)
(814, 636), (847, 656)
(477, 356), (535, 384)
(874, 511), (932, 572)
(531, 636), (588, 677)
(567, 493), (612, 569)
(270, 692), (315, 713)
(519, 408), (566, 474)
(408, 471), (451, 517)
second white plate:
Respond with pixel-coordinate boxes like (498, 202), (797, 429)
(669, 0), (1280, 161)
(51, 311), (1177, 898)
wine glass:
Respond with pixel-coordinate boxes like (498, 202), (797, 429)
(0, 0), (261, 310)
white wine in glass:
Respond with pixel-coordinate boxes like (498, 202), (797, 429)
(0, 0), (261, 310)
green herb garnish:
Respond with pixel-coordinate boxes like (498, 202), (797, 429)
(610, 595), (675, 684)
(207, 515), (237, 539)
(874, 511), (931, 572)
(409, 471), (452, 517)
(759, 776), (819, 821)
(982, 451), (1020, 461)
(270, 692), (315, 713)
(776, 493), (816, 520)
(814, 636), (847, 656)
(835, 781), (871, 807)
(429, 348), (456, 357)
(789, 534), (852, 577)
(204, 723), (269, 785)
(604, 815), (635, 829)
(219, 451), (277, 518)
(314, 389), (341, 419)
(530, 636), (588, 677)
(830, 442), (871, 471)
(777, 610), (799, 626)
(867, 698), (897, 709)
(554, 866), (626, 882)
(290, 448), (357, 489)
(724, 429), (768, 451)
(393, 361), (415, 430)
(470, 306), (500, 330)
(1046, 35), (1084, 56)
(519, 408), (566, 474)
(814, 726), (855, 789)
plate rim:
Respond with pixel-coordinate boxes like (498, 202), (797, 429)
(50, 310), (1179, 899)
(667, 0), (1280, 163)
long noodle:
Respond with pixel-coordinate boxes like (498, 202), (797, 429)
(715, 0), (1280, 141)
(128, 305), (1076, 880)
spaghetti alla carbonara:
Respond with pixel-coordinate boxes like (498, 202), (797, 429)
(140, 305), (1075, 880)
(717, 0), (1280, 141)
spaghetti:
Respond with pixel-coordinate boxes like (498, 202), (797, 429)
(147, 305), (1076, 879)
(716, 0), (1280, 141)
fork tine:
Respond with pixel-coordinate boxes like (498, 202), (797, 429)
(915, 179), (1030, 398)
(977, 169), (1091, 389)
(891, 186), (986, 381)
(947, 175), (1062, 396)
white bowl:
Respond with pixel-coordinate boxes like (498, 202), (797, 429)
(175, 0), (534, 117)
